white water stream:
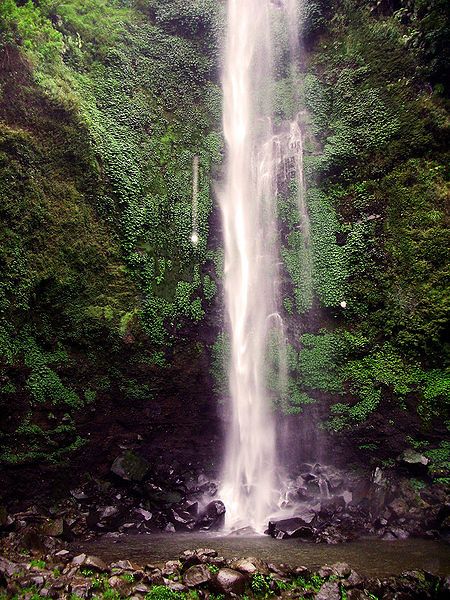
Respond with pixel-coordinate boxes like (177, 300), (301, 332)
(219, 0), (311, 531)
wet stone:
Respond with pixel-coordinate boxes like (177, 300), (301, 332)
(182, 564), (212, 587)
(214, 568), (247, 596)
(316, 581), (341, 600)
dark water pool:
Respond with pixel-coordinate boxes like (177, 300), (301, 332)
(75, 534), (450, 577)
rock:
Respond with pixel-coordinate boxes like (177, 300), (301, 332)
(347, 591), (372, 600)
(70, 489), (89, 501)
(72, 554), (87, 566)
(389, 527), (409, 539)
(30, 575), (45, 587)
(231, 557), (269, 575)
(213, 568), (247, 595)
(196, 500), (226, 530)
(268, 517), (314, 540)
(0, 557), (19, 578)
(84, 555), (108, 572)
(185, 502), (199, 517)
(135, 508), (152, 521)
(108, 575), (131, 595)
(165, 522), (176, 533)
(345, 570), (364, 587)
(389, 498), (409, 518)
(162, 561), (180, 577)
(111, 451), (149, 482)
(320, 496), (346, 515)
(316, 581), (340, 600)
(166, 580), (189, 593)
(145, 484), (183, 507)
(111, 559), (141, 572)
(70, 577), (92, 598)
(41, 517), (73, 540)
(172, 509), (195, 531)
(331, 562), (351, 578)
(318, 566), (336, 578)
(401, 449), (429, 466)
(182, 564), (212, 587)
(99, 506), (119, 520)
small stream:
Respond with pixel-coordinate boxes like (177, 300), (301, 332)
(75, 534), (450, 577)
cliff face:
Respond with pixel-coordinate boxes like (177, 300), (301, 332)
(0, 0), (448, 504)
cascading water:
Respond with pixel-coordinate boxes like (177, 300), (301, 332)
(219, 0), (312, 532)
(219, 0), (279, 532)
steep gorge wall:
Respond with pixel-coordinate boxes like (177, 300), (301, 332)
(0, 0), (448, 505)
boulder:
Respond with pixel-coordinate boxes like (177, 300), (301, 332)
(331, 562), (351, 578)
(316, 581), (340, 600)
(213, 568), (247, 595)
(0, 557), (19, 579)
(401, 449), (429, 466)
(111, 451), (149, 482)
(172, 509), (195, 531)
(231, 557), (269, 575)
(347, 591), (372, 600)
(268, 517), (314, 540)
(84, 556), (108, 572)
(70, 577), (92, 598)
(182, 564), (212, 587)
(41, 518), (73, 540)
(196, 500), (226, 530)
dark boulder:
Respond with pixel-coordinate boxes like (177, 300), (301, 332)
(111, 451), (149, 482)
(268, 517), (314, 540)
(213, 568), (247, 595)
(196, 500), (226, 530)
(182, 564), (212, 587)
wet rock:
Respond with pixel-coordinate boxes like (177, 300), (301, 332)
(41, 519), (73, 541)
(185, 502), (199, 517)
(135, 508), (152, 522)
(331, 562), (351, 578)
(70, 577), (92, 598)
(84, 555), (108, 572)
(389, 527), (410, 539)
(182, 564), (212, 587)
(320, 496), (346, 516)
(268, 517), (314, 540)
(347, 591), (372, 600)
(231, 557), (269, 575)
(0, 557), (20, 578)
(70, 489), (89, 501)
(72, 554), (87, 567)
(213, 568), (247, 595)
(196, 500), (226, 530)
(109, 575), (131, 595)
(111, 451), (149, 482)
(389, 498), (409, 519)
(172, 509), (195, 531)
(112, 559), (141, 572)
(162, 561), (180, 577)
(401, 449), (429, 466)
(167, 580), (189, 593)
(316, 581), (340, 600)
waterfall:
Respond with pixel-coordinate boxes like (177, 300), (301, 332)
(219, 0), (279, 532)
(219, 0), (311, 531)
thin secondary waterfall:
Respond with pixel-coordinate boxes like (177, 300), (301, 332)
(219, 0), (279, 531)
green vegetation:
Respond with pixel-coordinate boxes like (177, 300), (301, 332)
(0, 0), (222, 465)
(0, 0), (448, 474)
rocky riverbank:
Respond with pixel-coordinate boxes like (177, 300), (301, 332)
(1, 545), (449, 599)
(3, 451), (448, 550)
